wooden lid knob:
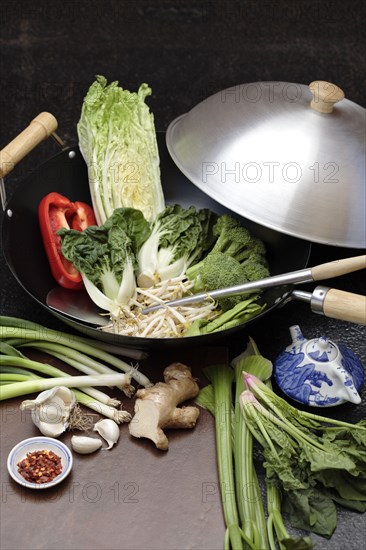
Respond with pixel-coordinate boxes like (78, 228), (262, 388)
(309, 81), (345, 114)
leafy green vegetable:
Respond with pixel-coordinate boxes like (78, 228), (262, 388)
(60, 208), (150, 316)
(241, 372), (366, 538)
(197, 340), (314, 550)
(137, 204), (216, 286)
(185, 297), (265, 336)
(77, 75), (165, 224)
(186, 214), (270, 311)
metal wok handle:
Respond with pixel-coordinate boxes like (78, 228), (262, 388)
(0, 112), (58, 178)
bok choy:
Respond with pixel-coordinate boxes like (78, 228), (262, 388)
(77, 75), (165, 224)
(137, 205), (216, 287)
(60, 208), (150, 317)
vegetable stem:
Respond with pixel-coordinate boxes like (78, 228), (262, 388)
(204, 365), (244, 550)
(0, 373), (132, 400)
(234, 362), (268, 549)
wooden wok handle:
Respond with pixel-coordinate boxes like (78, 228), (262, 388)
(311, 255), (366, 280)
(0, 112), (58, 178)
(309, 81), (345, 114)
(322, 289), (366, 325)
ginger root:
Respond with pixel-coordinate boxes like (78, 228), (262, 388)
(128, 362), (200, 450)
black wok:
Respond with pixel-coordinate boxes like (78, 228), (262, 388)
(1, 125), (311, 350)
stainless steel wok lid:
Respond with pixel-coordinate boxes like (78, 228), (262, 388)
(166, 81), (365, 248)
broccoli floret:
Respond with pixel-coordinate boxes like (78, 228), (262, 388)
(211, 215), (254, 259)
(208, 215), (268, 264)
(188, 251), (262, 312)
(244, 237), (267, 259)
(185, 214), (270, 312)
(241, 255), (270, 281)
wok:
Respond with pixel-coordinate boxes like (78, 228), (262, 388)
(1, 113), (314, 349)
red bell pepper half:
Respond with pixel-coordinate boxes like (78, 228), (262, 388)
(71, 201), (98, 231)
(38, 192), (97, 289)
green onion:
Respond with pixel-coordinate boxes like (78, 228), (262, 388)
(0, 372), (132, 400)
(0, 358), (121, 406)
(0, 361), (127, 422)
(0, 318), (148, 421)
(0, 373), (31, 382)
(71, 389), (130, 422)
(0, 317), (151, 388)
(0, 316), (147, 359)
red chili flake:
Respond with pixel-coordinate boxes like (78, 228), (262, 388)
(17, 450), (63, 484)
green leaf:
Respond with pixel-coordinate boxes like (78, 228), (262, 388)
(300, 444), (357, 474)
(322, 423), (366, 452)
(137, 205), (216, 284)
(0, 343), (27, 358)
(279, 536), (314, 549)
(284, 488), (338, 538)
(320, 487), (366, 512)
(264, 448), (308, 491)
(108, 207), (152, 251)
(234, 355), (273, 382)
(314, 469), (366, 501)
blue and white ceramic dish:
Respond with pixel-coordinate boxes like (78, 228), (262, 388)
(274, 325), (364, 407)
(7, 436), (73, 489)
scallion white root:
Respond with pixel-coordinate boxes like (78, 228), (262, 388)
(73, 390), (131, 424)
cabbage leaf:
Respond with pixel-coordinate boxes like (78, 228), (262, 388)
(77, 75), (165, 225)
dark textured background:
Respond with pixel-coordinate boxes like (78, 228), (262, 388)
(1, 1), (366, 549)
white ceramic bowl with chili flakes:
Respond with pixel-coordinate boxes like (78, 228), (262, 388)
(7, 436), (73, 489)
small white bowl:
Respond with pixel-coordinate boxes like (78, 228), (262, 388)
(7, 436), (73, 490)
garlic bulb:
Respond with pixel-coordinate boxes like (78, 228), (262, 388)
(93, 419), (120, 450)
(71, 436), (103, 454)
(20, 387), (76, 437)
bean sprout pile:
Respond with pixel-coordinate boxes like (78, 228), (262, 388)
(101, 276), (220, 338)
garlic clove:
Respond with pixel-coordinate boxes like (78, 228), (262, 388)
(20, 386), (76, 437)
(37, 396), (68, 424)
(93, 419), (120, 450)
(36, 419), (68, 438)
(71, 436), (103, 454)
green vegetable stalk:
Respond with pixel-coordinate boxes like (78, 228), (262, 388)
(233, 358), (268, 549)
(202, 365), (245, 550)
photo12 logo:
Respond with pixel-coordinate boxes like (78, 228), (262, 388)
(219, 82), (304, 105)
(1, 480), (139, 504)
(202, 161), (340, 185)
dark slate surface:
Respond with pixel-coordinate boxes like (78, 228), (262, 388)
(1, 2), (365, 549)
